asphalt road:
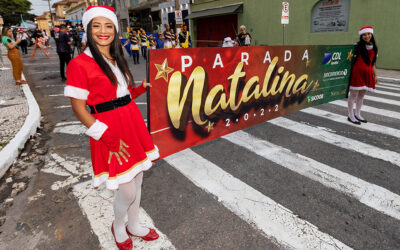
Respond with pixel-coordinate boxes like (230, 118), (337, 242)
(1, 43), (400, 250)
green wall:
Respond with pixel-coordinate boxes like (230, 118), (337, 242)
(192, 0), (400, 69)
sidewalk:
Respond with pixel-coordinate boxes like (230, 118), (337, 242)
(377, 69), (400, 83)
(0, 51), (41, 178)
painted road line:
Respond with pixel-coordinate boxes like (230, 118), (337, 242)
(379, 81), (400, 87)
(301, 108), (400, 139)
(53, 124), (87, 135)
(376, 85), (400, 91)
(55, 121), (81, 126)
(54, 105), (72, 109)
(165, 149), (351, 250)
(224, 131), (400, 220)
(48, 94), (64, 97)
(376, 90), (400, 98)
(135, 102), (147, 105)
(269, 117), (400, 167)
(331, 100), (400, 120)
(24, 62), (57, 66)
(364, 95), (400, 106)
(35, 84), (66, 88)
(29, 71), (60, 74)
(73, 181), (176, 250)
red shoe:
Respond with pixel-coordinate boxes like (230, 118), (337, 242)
(111, 223), (133, 250)
(126, 226), (159, 241)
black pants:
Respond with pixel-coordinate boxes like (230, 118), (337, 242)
(132, 50), (139, 64)
(20, 40), (28, 54)
(141, 46), (147, 60)
(57, 52), (71, 79)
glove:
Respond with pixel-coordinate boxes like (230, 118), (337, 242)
(100, 128), (120, 152)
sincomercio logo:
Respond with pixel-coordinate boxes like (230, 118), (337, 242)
(307, 93), (324, 103)
(322, 52), (342, 65)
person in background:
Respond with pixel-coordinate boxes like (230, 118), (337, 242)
(43, 30), (50, 47)
(156, 32), (164, 49)
(148, 34), (157, 50)
(139, 28), (148, 60)
(170, 29), (176, 47)
(1, 27), (27, 85)
(222, 37), (235, 47)
(237, 25), (252, 46)
(163, 24), (173, 49)
(16, 29), (29, 54)
(347, 26), (378, 124)
(123, 30), (140, 64)
(55, 25), (72, 81)
(65, 6), (160, 249)
(178, 25), (191, 48)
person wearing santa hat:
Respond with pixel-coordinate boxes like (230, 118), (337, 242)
(64, 6), (159, 250)
(348, 26), (378, 124)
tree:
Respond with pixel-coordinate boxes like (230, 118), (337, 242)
(0, 0), (36, 26)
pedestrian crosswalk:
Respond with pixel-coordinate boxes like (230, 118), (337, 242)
(47, 82), (400, 249)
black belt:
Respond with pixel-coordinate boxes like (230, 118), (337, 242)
(89, 95), (131, 114)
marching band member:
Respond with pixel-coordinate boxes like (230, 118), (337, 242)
(178, 24), (191, 48)
(64, 6), (160, 249)
(123, 30), (140, 64)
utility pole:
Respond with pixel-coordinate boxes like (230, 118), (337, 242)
(43, 0), (55, 28)
(175, 0), (180, 34)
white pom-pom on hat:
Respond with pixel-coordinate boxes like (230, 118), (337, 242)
(359, 26), (373, 36)
(82, 5), (118, 32)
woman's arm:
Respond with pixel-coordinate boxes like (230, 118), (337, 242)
(6, 39), (21, 49)
(70, 98), (96, 128)
(373, 64), (378, 83)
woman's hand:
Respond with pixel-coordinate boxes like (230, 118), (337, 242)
(108, 140), (131, 165)
(142, 80), (152, 88)
(375, 75), (378, 84)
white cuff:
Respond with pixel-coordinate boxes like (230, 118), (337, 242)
(85, 120), (108, 140)
(64, 85), (89, 100)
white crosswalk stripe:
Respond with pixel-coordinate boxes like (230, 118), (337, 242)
(364, 95), (400, 106)
(165, 149), (351, 249)
(375, 89), (400, 97)
(224, 131), (400, 220)
(269, 117), (400, 167)
(331, 100), (400, 120)
(378, 81), (400, 88)
(300, 107), (400, 139)
(377, 85), (400, 91)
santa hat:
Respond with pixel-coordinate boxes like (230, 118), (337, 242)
(359, 26), (373, 36)
(82, 5), (118, 32)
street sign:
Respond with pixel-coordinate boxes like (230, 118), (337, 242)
(281, 2), (289, 24)
(175, 10), (183, 24)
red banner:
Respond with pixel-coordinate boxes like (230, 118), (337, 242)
(148, 45), (352, 159)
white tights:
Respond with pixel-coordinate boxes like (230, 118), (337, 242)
(113, 172), (150, 242)
(348, 90), (366, 121)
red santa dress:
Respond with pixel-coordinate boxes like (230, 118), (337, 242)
(349, 44), (376, 92)
(64, 49), (159, 190)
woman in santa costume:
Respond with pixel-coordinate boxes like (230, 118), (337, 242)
(64, 6), (159, 250)
(348, 26), (378, 124)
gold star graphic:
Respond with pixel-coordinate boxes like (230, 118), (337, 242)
(347, 50), (353, 61)
(306, 58), (311, 68)
(154, 58), (174, 82)
(313, 80), (320, 91)
(206, 121), (214, 133)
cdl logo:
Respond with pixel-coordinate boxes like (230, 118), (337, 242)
(322, 52), (342, 65)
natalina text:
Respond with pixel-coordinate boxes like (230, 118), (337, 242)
(167, 56), (316, 131)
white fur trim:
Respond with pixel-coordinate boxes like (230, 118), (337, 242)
(64, 85), (89, 100)
(349, 86), (376, 92)
(359, 28), (373, 35)
(82, 6), (118, 32)
(85, 120), (108, 140)
(92, 147), (159, 190)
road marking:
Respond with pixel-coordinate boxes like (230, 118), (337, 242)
(331, 100), (400, 120)
(29, 71), (60, 74)
(377, 85), (400, 91)
(379, 81), (400, 87)
(73, 181), (176, 250)
(55, 105), (72, 109)
(364, 95), (400, 106)
(301, 108), (400, 139)
(135, 102), (147, 105)
(55, 121), (81, 126)
(269, 117), (400, 167)
(376, 90), (400, 98)
(49, 94), (64, 97)
(224, 131), (400, 221)
(53, 124), (87, 135)
(35, 84), (65, 88)
(24, 62), (57, 66)
(165, 149), (351, 250)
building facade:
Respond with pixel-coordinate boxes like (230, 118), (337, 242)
(190, 0), (400, 69)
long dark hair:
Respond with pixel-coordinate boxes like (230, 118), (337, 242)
(355, 34), (378, 66)
(86, 20), (134, 86)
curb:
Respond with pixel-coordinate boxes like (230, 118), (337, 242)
(0, 73), (41, 179)
(378, 76), (400, 84)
